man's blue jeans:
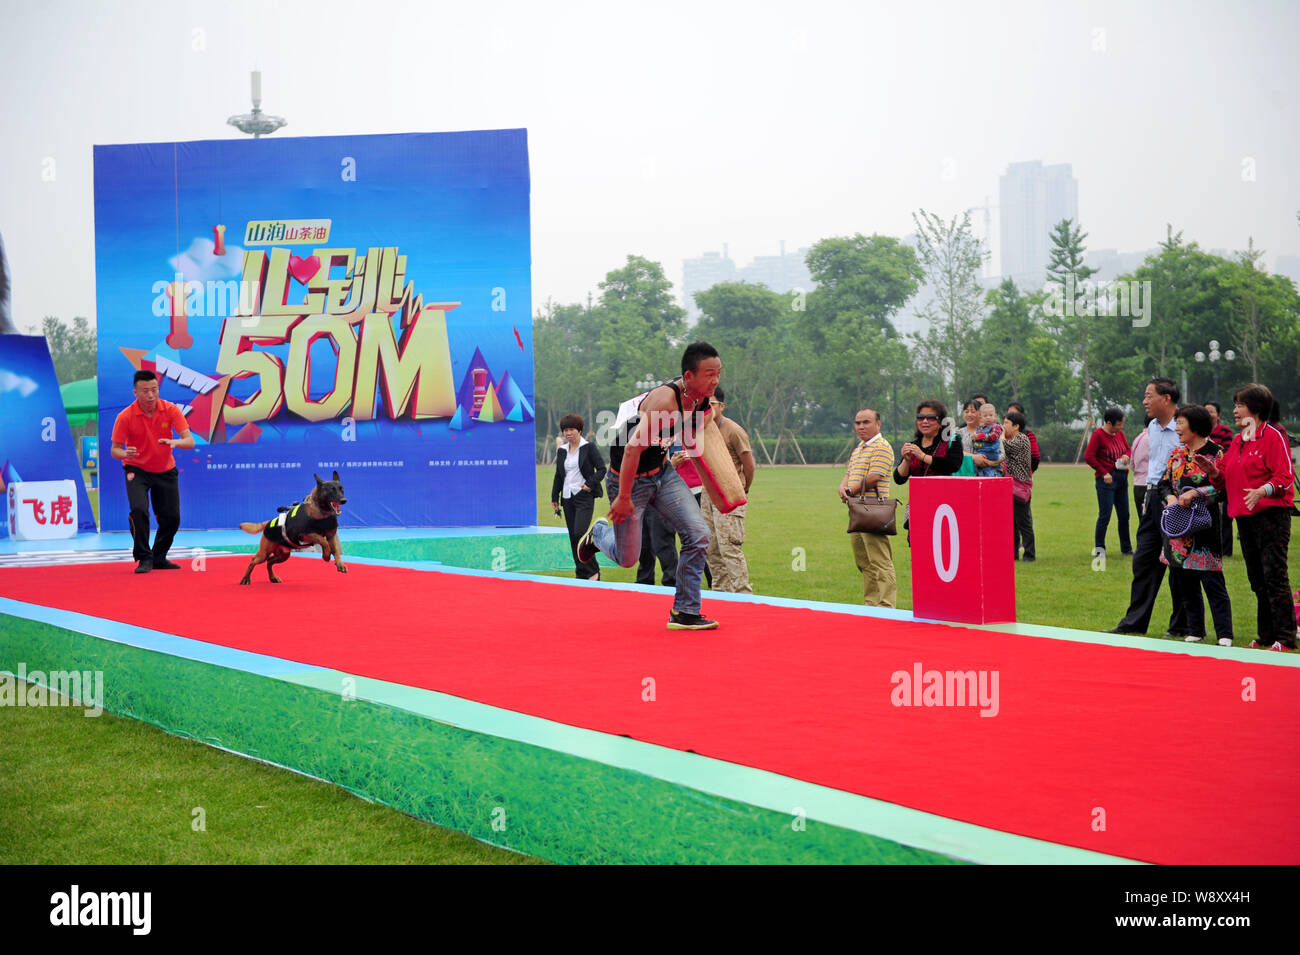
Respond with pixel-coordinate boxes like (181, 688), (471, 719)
(595, 463), (710, 615)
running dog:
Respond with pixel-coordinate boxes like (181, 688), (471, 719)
(238, 471), (348, 585)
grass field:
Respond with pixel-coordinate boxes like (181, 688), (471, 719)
(5, 464), (1295, 864)
(0, 697), (539, 865)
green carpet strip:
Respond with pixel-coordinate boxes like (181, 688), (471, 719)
(958, 617), (1300, 664)
(215, 533), (573, 572)
(2, 615), (956, 864)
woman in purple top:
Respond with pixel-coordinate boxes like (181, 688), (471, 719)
(1130, 415), (1152, 516)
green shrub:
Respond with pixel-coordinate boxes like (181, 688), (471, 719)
(1034, 422), (1087, 463)
(750, 434), (856, 465)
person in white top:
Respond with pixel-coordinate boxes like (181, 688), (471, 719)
(551, 414), (606, 580)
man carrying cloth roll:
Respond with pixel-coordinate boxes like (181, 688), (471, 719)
(577, 342), (723, 630)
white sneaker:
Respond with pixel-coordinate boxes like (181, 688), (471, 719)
(1184, 635), (1204, 643)
(1217, 638), (1233, 647)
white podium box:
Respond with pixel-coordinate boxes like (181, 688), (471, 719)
(6, 480), (79, 540)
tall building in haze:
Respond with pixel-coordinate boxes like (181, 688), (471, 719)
(681, 243), (813, 322)
(1273, 255), (1300, 291)
(1086, 247), (1157, 282)
(999, 161), (1079, 291)
(681, 248), (737, 322)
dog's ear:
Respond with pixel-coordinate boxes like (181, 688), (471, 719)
(314, 473), (323, 486)
(332, 469), (341, 483)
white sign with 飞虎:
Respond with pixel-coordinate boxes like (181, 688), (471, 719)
(7, 479), (78, 540)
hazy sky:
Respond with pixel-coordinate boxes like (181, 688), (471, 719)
(2, 0), (1297, 330)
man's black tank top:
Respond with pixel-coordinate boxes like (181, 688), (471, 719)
(608, 380), (710, 474)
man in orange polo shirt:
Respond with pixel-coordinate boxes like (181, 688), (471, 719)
(110, 370), (195, 573)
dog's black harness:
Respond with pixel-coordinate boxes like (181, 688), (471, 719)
(264, 502), (338, 549)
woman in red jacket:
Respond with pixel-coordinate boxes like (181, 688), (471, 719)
(1084, 407), (1133, 557)
(1200, 384), (1296, 650)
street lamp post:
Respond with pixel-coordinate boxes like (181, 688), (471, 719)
(227, 70), (287, 138)
(1194, 340), (1235, 404)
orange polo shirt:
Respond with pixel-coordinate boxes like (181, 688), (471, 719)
(111, 399), (189, 473)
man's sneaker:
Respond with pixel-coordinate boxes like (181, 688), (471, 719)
(1162, 631), (1188, 640)
(575, 518), (607, 565)
(1184, 635), (1204, 643)
(1217, 638), (1233, 647)
(154, 559), (182, 570)
(667, 610), (718, 630)
(134, 560), (152, 574)
(1269, 642), (1292, 652)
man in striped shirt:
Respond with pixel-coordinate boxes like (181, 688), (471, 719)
(840, 408), (896, 607)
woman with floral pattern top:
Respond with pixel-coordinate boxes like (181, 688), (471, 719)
(1158, 404), (1232, 646)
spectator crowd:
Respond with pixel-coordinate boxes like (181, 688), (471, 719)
(555, 372), (1296, 652)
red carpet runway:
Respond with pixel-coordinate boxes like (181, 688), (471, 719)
(4, 556), (1298, 864)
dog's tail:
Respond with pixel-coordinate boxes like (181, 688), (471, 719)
(240, 521), (269, 535)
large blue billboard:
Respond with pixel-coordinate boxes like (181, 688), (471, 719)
(93, 130), (534, 530)
(0, 336), (97, 537)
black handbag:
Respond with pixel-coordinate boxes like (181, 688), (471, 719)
(847, 495), (899, 535)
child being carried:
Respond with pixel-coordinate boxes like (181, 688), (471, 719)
(972, 403), (1005, 476)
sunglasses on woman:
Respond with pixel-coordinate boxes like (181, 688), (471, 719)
(916, 414), (940, 422)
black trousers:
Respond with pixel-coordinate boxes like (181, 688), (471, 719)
(1169, 566), (1233, 641)
(1116, 488), (1187, 634)
(124, 466), (180, 563)
(636, 506), (678, 586)
(1013, 497), (1035, 559)
(1237, 506), (1296, 648)
(1220, 502), (1234, 557)
(561, 491), (599, 579)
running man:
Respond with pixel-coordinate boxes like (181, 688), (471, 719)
(578, 342), (721, 629)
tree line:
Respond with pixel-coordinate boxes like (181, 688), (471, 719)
(534, 214), (1300, 462)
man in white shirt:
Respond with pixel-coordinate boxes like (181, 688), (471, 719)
(1106, 377), (1189, 637)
